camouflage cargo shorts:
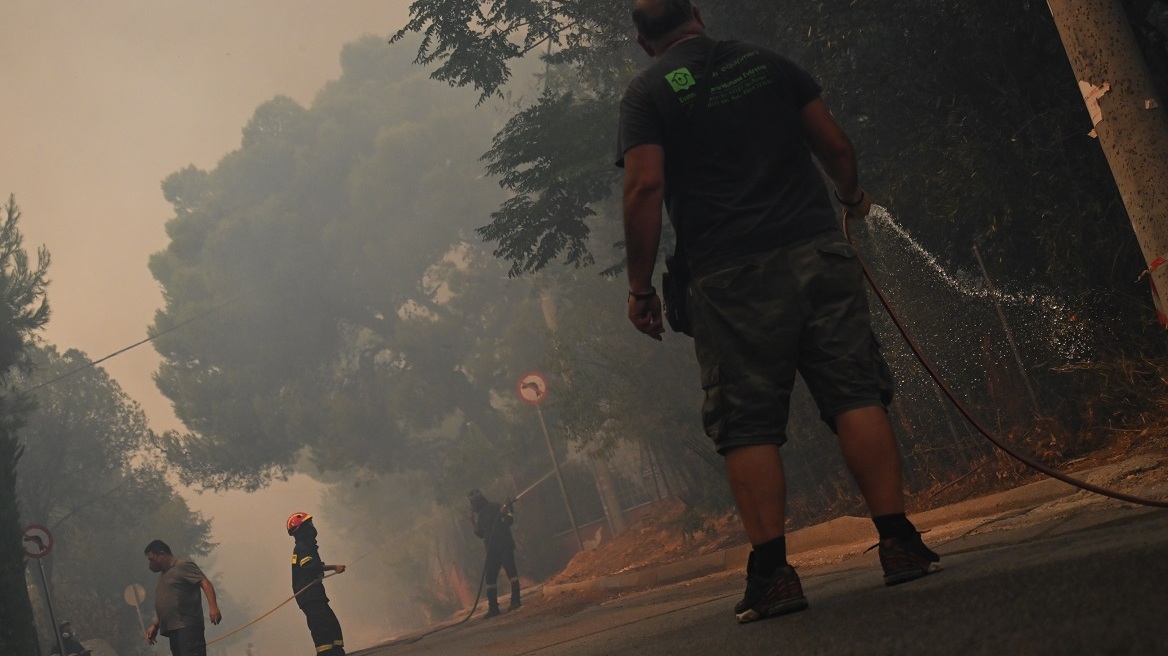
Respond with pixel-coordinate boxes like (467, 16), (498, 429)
(688, 229), (895, 454)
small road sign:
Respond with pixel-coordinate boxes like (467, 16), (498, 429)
(124, 582), (146, 606)
(22, 524), (53, 559)
(517, 371), (548, 405)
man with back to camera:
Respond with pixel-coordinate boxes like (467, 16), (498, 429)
(618, 0), (940, 623)
(144, 539), (222, 654)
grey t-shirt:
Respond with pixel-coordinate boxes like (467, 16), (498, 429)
(154, 559), (207, 635)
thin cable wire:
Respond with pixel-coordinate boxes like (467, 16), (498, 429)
(844, 209), (1167, 508)
(16, 287), (256, 395)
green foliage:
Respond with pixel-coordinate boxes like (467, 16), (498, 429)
(0, 196), (50, 374)
(0, 194), (49, 655)
(14, 345), (214, 655)
(391, 0), (631, 103)
(150, 36), (526, 489)
(478, 91), (622, 275)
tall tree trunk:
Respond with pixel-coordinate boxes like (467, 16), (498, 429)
(590, 456), (627, 537)
(0, 425), (40, 655)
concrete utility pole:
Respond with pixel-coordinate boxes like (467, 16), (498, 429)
(1047, 0), (1168, 328)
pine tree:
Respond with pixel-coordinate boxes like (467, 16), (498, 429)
(0, 195), (51, 654)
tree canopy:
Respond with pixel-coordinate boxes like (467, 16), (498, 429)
(149, 36), (527, 489)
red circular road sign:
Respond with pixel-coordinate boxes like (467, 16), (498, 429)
(516, 371), (548, 405)
(22, 524), (53, 559)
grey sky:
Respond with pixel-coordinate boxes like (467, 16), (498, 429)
(3, 2), (416, 651)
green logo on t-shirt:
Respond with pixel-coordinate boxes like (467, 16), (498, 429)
(665, 67), (696, 92)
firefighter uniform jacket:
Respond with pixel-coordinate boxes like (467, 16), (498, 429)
(292, 542), (330, 608)
(472, 500), (515, 553)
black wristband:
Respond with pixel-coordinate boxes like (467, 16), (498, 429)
(628, 287), (657, 300)
(834, 189), (866, 207)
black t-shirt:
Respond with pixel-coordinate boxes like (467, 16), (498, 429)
(617, 36), (838, 269)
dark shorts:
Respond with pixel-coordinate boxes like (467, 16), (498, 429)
(165, 626), (207, 656)
(689, 230), (894, 454)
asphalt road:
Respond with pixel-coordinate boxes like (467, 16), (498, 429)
(355, 502), (1168, 655)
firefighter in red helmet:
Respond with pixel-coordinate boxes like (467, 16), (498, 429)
(288, 512), (346, 655)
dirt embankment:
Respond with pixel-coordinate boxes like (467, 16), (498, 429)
(543, 424), (1168, 588)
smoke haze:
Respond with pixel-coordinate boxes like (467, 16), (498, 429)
(2, 3), (411, 653)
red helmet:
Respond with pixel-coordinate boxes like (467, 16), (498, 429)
(286, 512), (312, 535)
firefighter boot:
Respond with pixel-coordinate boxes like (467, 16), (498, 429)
(485, 586), (501, 618)
(509, 578), (522, 611)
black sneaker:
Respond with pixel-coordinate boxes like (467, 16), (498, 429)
(877, 532), (941, 586)
(734, 551), (759, 615)
(734, 564), (808, 623)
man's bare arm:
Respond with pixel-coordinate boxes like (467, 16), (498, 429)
(622, 143), (666, 340)
(801, 98), (871, 219)
(200, 578), (222, 625)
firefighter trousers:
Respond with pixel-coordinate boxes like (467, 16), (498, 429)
(485, 548), (520, 610)
(301, 601), (345, 654)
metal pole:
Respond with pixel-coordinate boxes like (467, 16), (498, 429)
(973, 244), (1041, 416)
(535, 406), (584, 551)
(132, 599), (151, 652)
(37, 559), (67, 656)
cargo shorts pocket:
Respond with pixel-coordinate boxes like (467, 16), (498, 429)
(700, 363), (728, 442)
(815, 241), (856, 259)
(808, 239), (864, 294)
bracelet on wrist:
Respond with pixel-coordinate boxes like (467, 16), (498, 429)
(834, 189), (866, 207)
(628, 287), (657, 300)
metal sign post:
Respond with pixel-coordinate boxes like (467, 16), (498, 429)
(517, 372), (584, 552)
(124, 582), (152, 651)
(23, 524), (66, 656)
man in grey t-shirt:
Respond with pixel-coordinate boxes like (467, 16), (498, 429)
(144, 539), (222, 656)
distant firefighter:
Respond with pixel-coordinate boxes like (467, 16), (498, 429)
(467, 489), (521, 617)
(288, 512), (347, 655)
